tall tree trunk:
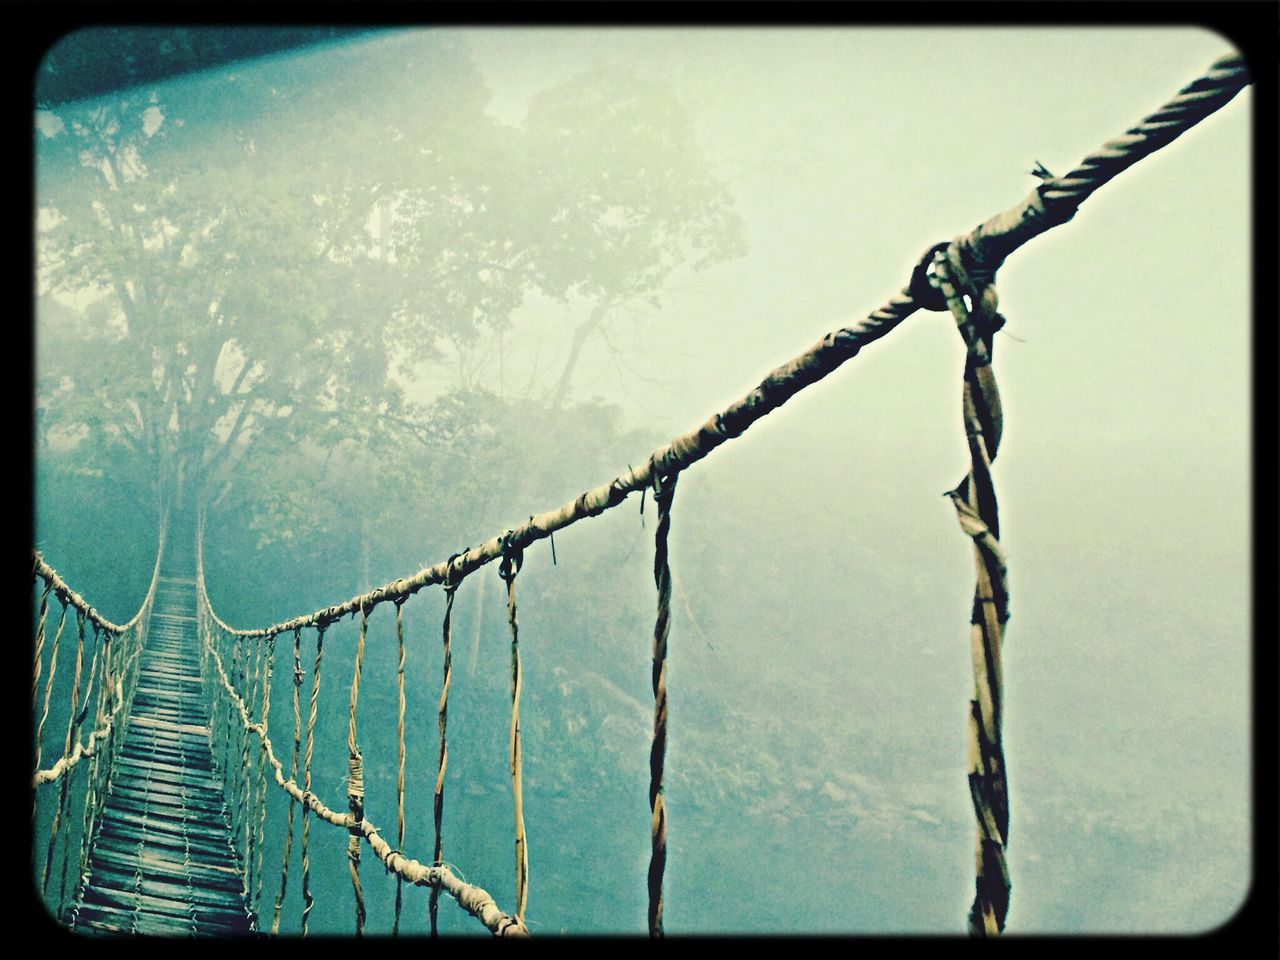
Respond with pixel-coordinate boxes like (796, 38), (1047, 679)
(548, 299), (613, 408)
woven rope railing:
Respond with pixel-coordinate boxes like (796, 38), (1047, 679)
(195, 523), (528, 937)
(47, 52), (1248, 937)
(30, 519), (167, 922)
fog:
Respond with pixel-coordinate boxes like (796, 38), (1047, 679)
(34, 27), (1250, 935)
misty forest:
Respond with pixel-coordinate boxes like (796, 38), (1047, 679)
(33, 27), (1250, 936)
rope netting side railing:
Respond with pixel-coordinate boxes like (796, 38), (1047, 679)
(195, 523), (528, 938)
(30, 518), (168, 922)
(186, 52), (1245, 937)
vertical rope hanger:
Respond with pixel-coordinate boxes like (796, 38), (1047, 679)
(271, 627), (304, 935)
(931, 245), (1013, 936)
(254, 635), (276, 917)
(392, 599), (408, 937)
(242, 634), (263, 898)
(31, 581), (52, 717)
(77, 626), (113, 890)
(300, 624), (326, 937)
(432, 567), (462, 937)
(648, 469), (678, 938)
(498, 533), (529, 926)
(347, 607), (369, 937)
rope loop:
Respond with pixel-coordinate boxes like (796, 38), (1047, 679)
(650, 458), (679, 505)
(933, 245), (1006, 369)
(443, 548), (469, 594)
(909, 240), (953, 311)
(498, 531), (524, 583)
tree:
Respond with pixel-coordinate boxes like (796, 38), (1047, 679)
(35, 30), (746, 546)
(520, 66), (747, 406)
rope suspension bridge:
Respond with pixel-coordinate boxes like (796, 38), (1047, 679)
(31, 54), (1250, 938)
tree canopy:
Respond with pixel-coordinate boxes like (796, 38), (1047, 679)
(35, 30), (746, 543)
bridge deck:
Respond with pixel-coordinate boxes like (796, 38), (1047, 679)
(67, 573), (256, 937)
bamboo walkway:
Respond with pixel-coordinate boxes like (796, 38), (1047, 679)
(66, 569), (255, 937)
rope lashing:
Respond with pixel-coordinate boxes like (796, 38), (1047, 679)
(648, 469), (678, 938)
(929, 244), (1013, 936)
(347, 606), (370, 937)
(498, 531), (529, 925)
(432, 565), (462, 938)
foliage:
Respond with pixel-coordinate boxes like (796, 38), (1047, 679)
(35, 30), (746, 537)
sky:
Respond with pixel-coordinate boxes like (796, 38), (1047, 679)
(33, 25), (1252, 935)
(454, 25), (1254, 933)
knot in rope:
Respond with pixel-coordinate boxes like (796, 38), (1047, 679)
(443, 548), (469, 593)
(909, 240), (953, 311)
(649, 452), (679, 507)
(497, 531), (523, 583)
(932, 245), (1005, 368)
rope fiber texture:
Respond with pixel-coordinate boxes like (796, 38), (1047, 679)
(648, 473), (677, 938)
(931, 247), (1014, 935)
(499, 535), (530, 925)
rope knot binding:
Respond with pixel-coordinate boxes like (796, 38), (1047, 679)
(498, 531), (524, 583)
(909, 240), (953, 311)
(443, 548), (469, 594)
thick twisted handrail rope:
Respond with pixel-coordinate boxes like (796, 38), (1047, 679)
(932, 248), (1013, 935)
(432, 575), (460, 937)
(648, 472), (677, 938)
(198, 53), (1249, 645)
(32, 522), (167, 789)
(31, 515), (167, 637)
(499, 535), (530, 925)
(197, 592), (526, 936)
